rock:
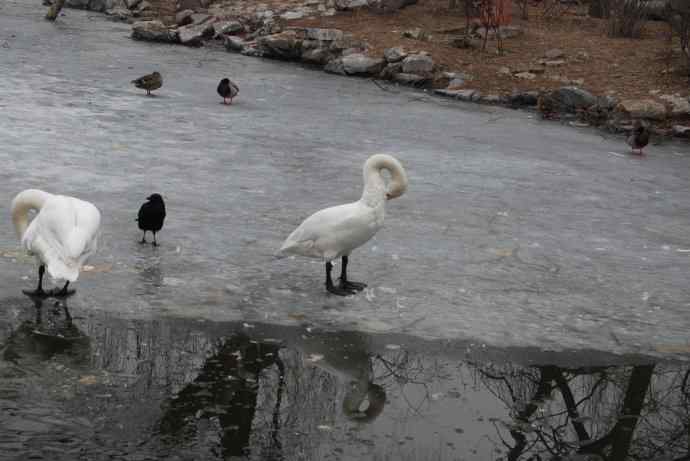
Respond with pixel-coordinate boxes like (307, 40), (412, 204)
(335, 0), (367, 9)
(402, 54), (433, 74)
(175, 9), (194, 26)
(380, 62), (403, 79)
(241, 46), (264, 57)
(324, 58), (346, 75)
(482, 94), (503, 104)
(393, 73), (429, 85)
(88, 0), (110, 11)
(544, 48), (565, 59)
(384, 46), (407, 63)
(509, 90), (539, 107)
(190, 13), (211, 24)
(672, 125), (690, 138)
(301, 47), (332, 64)
(659, 94), (690, 117)
(617, 99), (668, 120)
(177, 21), (214, 46)
(576, 50), (590, 61)
(368, 0), (416, 13)
(133, 0), (151, 13)
(256, 31), (303, 60)
(544, 60), (565, 67)
(529, 64), (545, 74)
(281, 10), (305, 19)
(131, 20), (178, 43)
(497, 66), (511, 76)
(449, 35), (479, 49)
(65, 0), (90, 8)
(434, 89), (480, 101)
(515, 71), (536, 80)
(224, 36), (246, 52)
(105, 6), (132, 19)
(305, 28), (344, 41)
(447, 77), (465, 88)
(124, 0), (141, 8)
(475, 25), (522, 39)
(177, 0), (201, 11)
(341, 53), (385, 75)
(213, 20), (243, 36)
(323, 7), (336, 15)
(402, 28), (428, 41)
(546, 86), (596, 113)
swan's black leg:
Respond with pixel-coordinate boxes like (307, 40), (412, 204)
(326, 261), (354, 296)
(50, 281), (75, 298)
(23, 265), (49, 298)
(339, 256), (367, 291)
(152, 232), (158, 247)
(140, 231), (147, 244)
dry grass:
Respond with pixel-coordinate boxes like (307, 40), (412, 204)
(289, 0), (690, 101)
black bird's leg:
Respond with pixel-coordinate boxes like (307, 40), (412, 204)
(50, 281), (75, 298)
(146, 89), (151, 96)
(152, 232), (158, 247)
(326, 261), (354, 296)
(140, 231), (147, 244)
(339, 256), (367, 291)
(23, 265), (48, 297)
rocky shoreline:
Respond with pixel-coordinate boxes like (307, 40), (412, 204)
(58, 0), (690, 140)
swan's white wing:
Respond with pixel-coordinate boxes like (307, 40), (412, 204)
(279, 201), (383, 261)
(22, 195), (101, 282)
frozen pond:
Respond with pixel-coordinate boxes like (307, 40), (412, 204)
(1, 0), (690, 457)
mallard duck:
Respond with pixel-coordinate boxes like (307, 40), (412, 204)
(628, 120), (650, 155)
(217, 78), (239, 105)
(132, 71), (162, 96)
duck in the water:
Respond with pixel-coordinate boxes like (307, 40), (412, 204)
(132, 71), (163, 96)
(217, 78), (239, 105)
(277, 154), (408, 296)
(628, 120), (650, 155)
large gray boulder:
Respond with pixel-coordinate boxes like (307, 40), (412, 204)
(341, 53), (385, 75)
(177, 21), (214, 47)
(256, 31), (303, 60)
(131, 21), (179, 43)
(368, 0), (416, 13)
(401, 54), (433, 74)
(545, 86), (596, 113)
(617, 99), (668, 120)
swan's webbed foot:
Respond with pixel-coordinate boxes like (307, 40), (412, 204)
(326, 282), (356, 296)
(49, 287), (76, 298)
(22, 288), (50, 298)
(339, 280), (367, 292)
(49, 282), (75, 298)
(325, 261), (355, 296)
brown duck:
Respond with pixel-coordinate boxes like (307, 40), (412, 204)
(217, 78), (239, 105)
(627, 120), (650, 155)
(132, 71), (162, 96)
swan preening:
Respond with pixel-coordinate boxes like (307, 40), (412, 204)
(278, 154), (408, 296)
(11, 189), (101, 297)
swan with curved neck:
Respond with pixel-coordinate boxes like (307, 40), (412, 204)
(11, 189), (101, 298)
(278, 154), (408, 295)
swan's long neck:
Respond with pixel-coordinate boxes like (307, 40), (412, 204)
(11, 189), (50, 239)
(360, 154), (408, 208)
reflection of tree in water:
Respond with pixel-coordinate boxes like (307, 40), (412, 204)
(470, 360), (690, 460)
(158, 333), (284, 460)
(157, 329), (392, 460)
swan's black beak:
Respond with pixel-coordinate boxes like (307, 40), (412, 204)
(146, 195), (152, 200)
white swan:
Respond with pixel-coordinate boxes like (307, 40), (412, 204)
(278, 154), (408, 295)
(11, 189), (101, 297)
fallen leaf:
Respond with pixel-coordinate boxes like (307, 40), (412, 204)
(79, 375), (98, 385)
(82, 263), (113, 273)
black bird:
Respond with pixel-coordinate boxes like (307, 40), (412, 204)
(137, 194), (166, 246)
(628, 120), (650, 155)
(217, 78), (239, 105)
